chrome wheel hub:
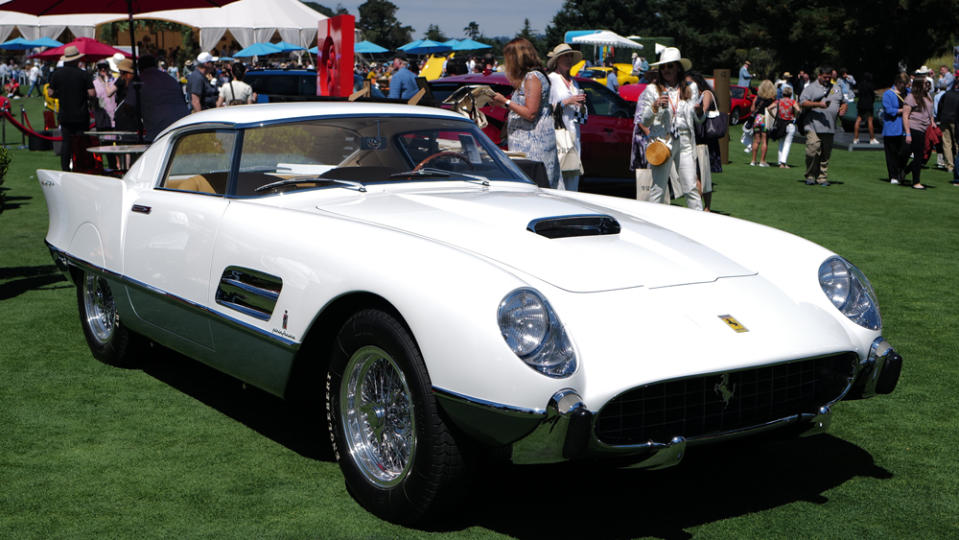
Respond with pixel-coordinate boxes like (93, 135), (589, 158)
(83, 274), (116, 345)
(340, 345), (416, 487)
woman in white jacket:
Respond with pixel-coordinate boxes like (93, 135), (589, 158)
(547, 43), (587, 191)
(637, 47), (703, 210)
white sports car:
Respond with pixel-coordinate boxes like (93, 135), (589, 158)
(39, 102), (901, 525)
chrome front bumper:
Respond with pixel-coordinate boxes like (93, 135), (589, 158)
(435, 338), (901, 469)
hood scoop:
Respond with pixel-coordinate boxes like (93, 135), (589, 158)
(527, 214), (621, 239)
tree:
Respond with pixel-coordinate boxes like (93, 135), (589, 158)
(356, 0), (413, 51)
(303, 2), (349, 17)
(425, 24), (446, 42)
(464, 21), (480, 40)
(516, 18), (546, 57)
(545, 0), (959, 82)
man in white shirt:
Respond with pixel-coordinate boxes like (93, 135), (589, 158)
(25, 62), (42, 98)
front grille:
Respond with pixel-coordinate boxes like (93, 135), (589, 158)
(595, 353), (857, 446)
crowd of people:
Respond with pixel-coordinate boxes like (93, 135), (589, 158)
(738, 61), (959, 189)
(24, 37), (959, 193)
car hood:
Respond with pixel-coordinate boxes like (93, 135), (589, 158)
(318, 187), (755, 292)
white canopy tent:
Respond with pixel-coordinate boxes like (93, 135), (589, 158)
(571, 30), (643, 49)
(126, 0), (327, 52)
(0, 0), (326, 54)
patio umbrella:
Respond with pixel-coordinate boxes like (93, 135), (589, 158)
(0, 37), (36, 50)
(234, 42), (283, 58)
(355, 40), (388, 54)
(571, 30), (643, 49)
(403, 39), (452, 55)
(30, 37), (130, 61)
(398, 39), (424, 51)
(23, 37), (63, 48)
(271, 40), (305, 52)
(452, 39), (491, 51)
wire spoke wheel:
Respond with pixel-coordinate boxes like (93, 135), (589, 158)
(340, 345), (416, 487)
(82, 273), (116, 345)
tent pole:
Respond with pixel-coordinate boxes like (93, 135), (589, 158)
(127, 0), (144, 143)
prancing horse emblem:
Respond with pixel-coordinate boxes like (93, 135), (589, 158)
(714, 373), (736, 409)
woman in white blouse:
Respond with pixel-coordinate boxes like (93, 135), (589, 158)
(637, 47), (703, 210)
(546, 44), (587, 191)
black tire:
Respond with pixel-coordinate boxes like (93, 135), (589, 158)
(326, 309), (470, 525)
(729, 108), (741, 125)
(76, 270), (144, 368)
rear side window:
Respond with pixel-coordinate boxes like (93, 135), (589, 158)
(160, 130), (236, 195)
(245, 74), (316, 97)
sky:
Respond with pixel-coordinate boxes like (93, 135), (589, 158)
(327, 0), (567, 40)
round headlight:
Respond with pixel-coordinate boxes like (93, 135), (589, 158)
(498, 289), (549, 357)
(818, 256), (881, 330)
(498, 288), (577, 377)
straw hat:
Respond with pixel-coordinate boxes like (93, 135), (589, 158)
(61, 45), (82, 63)
(546, 43), (583, 70)
(649, 47), (691, 71)
(117, 58), (134, 74)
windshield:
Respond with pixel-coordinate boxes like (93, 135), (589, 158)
(234, 116), (527, 196)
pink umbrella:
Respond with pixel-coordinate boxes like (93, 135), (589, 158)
(30, 37), (130, 61)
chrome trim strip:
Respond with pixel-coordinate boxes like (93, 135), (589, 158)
(432, 386), (546, 416)
(219, 277), (280, 302)
(216, 299), (271, 321)
(46, 242), (298, 349)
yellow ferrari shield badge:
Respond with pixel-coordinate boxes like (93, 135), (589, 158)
(719, 314), (748, 333)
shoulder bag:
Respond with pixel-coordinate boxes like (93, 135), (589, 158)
(646, 135), (672, 167)
(554, 104), (584, 175)
(695, 91), (728, 140)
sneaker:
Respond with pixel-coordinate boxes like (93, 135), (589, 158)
(820, 181), (831, 187)
(744, 146), (752, 153)
(805, 179), (816, 185)
(870, 138), (879, 144)
(749, 161), (757, 166)
(759, 162), (770, 167)
(890, 178), (900, 185)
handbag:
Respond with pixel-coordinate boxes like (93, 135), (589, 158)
(554, 104), (583, 175)
(646, 136), (672, 167)
(695, 94), (728, 140)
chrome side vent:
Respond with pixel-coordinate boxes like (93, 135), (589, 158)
(527, 214), (621, 239)
(215, 266), (282, 320)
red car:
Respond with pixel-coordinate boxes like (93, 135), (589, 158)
(729, 84), (756, 125)
(428, 73), (635, 179)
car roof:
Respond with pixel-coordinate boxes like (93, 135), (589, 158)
(158, 101), (468, 138)
(433, 72), (596, 86)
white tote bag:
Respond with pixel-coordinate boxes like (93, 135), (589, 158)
(555, 126), (584, 175)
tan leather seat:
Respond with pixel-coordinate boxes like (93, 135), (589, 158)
(166, 175), (217, 194)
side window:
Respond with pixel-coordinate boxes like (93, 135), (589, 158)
(161, 130), (236, 195)
(581, 84), (612, 116)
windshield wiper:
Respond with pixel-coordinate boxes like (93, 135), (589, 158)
(253, 177), (367, 193)
(389, 167), (490, 186)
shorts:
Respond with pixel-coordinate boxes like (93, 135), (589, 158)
(858, 104), (874, 119)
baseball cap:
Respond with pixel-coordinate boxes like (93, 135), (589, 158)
(196, 52), (214, 64)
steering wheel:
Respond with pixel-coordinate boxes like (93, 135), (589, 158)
(412, 151), (474, 172)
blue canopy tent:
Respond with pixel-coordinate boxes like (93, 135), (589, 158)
(452, 39), (491, 51)
(271, 40), (305, 52)
(0, 37), (36, 50)
(402, 39), (452, 55)
(233, 42), (283, 58)
(25, 37), (63, 48)
(355, 40), (388, 54)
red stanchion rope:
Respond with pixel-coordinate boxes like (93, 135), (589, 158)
(4, 109), (63, 141)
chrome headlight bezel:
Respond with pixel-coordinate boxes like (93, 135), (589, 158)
(497, 288), (577, 378)
(818, 256), (882, 330)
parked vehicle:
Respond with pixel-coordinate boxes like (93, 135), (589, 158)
(38, 101), (902, 526)
(730, 84), (756, 124)
(244, 69), (317, 102)
(429, 73), (635, 178)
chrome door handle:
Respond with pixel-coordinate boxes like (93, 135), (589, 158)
(131, 204), (151, 214)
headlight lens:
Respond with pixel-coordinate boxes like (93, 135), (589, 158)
(498, 288), (577, 377)
(818, 256), (881, 330)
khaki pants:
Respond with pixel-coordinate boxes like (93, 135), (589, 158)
(941, 123), (955, 172)
(805, 130), (834, 184)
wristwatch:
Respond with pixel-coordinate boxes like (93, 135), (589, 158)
(505, 99), (511, 107)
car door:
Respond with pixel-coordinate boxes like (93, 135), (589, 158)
(578, 80), (634, 178)
(123, 128), (237, 350)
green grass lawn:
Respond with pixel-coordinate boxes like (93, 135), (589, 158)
(1, 101), (957, 538)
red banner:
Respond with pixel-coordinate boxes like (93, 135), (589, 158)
(317, 15), (355, 97)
